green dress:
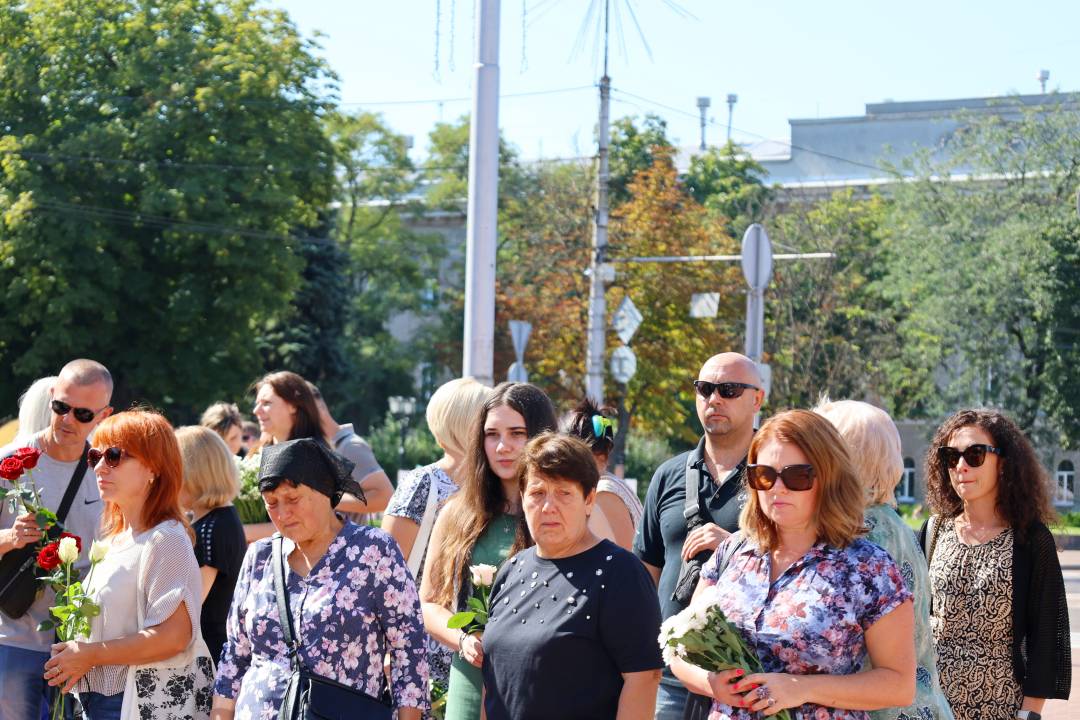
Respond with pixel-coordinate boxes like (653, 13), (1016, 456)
(445, 513), (517, 720)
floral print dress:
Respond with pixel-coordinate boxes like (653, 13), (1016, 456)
(699, 536), (912, 720)
(213, 521), (429, 717)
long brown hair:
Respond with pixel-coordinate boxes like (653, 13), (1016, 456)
(426, 382), (557, 609)
(741, 409), (866, 552)
(251, 371), (323, 445)
(924, 409), (1055, 541)
(94, 409), (191, 541)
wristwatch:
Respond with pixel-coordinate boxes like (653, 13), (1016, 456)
(1017, 711), (1041, 720)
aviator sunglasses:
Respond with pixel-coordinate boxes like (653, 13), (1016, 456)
(51, 399), (107, 424)
(746, 464), (816, 491)
(88, 447), (132, 468)
(937, 443), (1003, 470)
(692, 380), (760, 400)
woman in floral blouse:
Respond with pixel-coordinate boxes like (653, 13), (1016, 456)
(210, 437), (428, 720)
(670, 409), (915, 719)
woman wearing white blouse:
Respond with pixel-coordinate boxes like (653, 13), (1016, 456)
(43, 409), (212, 720)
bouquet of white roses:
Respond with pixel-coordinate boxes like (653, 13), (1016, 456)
(658, 586), (791, 720)
(447, 563), (498, 635)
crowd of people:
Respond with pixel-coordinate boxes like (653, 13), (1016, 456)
(0, 353), (1070, 720)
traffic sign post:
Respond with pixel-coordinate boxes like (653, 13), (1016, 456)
(740, 224), (774, 364)
(610, 345), (637, 384)
(508, 320), (532, 383)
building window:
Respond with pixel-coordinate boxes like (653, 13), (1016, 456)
(897, 457), (916, 502)
(1055, 460), (1075, 507)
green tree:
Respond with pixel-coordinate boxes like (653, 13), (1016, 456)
(764, 191), (901, 413)
(884, 101), (1080, 443)
(608, 113), (674, 206)
(0, 0), (334, 416)
(684, 141), (772, 234)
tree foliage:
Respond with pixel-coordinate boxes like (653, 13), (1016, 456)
(884, 103), (1080, 445)
(0, 0), (335, 415)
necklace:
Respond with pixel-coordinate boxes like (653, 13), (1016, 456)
(955, 515), (1005, 545)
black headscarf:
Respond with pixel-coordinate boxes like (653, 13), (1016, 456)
(257, 437), (365, 508)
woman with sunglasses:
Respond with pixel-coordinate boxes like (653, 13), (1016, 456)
(564, 398), (642, 549)
(44, 409), (213, 720)
(920, 409), (1070, 720)
(670, 409), (916, 718)
(420, 382), (557, 720)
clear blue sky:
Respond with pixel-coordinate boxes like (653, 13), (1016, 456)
(271, 0), (1080, 160)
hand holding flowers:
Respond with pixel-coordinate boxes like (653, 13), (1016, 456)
(447, 563), (498, 669)
(38, 536), (108, 719)
(659, 586), (793, 719)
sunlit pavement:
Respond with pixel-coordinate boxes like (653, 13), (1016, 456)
(1043, 549), (1079, 719)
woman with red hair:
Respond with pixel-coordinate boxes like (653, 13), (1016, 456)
(43, 409), (213, 720)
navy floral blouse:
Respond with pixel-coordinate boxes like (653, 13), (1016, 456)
(213, 521), (429, 716)
(699, 536), (912, 720)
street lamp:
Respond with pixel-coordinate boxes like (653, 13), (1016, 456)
(387, 395), (417, 477)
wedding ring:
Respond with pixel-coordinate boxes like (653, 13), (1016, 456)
(767, 698), (776, 707)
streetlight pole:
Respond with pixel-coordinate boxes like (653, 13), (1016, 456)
(696, 96), (710, 151)
(462, 0), (500, 385)
(726, 93), (738, 142)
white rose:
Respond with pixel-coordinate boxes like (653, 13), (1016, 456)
(89, 539), (109, 564)
(470, 564), (498, 587)
(57, 536), (79, 565)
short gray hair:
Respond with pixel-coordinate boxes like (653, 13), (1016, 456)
(59, 359), (113, 396)
(812, 398), (903, 508)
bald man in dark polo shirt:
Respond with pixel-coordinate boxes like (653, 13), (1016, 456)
(633, 352), (764, 720)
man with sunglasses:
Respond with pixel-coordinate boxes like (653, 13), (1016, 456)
(0, 359), (113, 720)
(633, 352), (764, 720)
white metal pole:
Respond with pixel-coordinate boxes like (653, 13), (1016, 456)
(585, 72), (611, 404)
(462, 0), (501, 386)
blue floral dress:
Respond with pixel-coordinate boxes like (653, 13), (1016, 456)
(213, 521), (430, 716)
(699, 536), (913, 720)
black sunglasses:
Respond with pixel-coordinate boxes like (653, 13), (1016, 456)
(88, 447), (131, 468)
(937, 444), (1003, 470)
(51, 399), (108, 424)
(692, 380), (760, 400)
(746, 464), (816, 491)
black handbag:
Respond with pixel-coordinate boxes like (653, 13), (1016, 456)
(0, 444), (89, 618)
(272, 534), (394, 720)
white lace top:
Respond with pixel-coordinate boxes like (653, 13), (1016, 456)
(78, 520), (202, 696)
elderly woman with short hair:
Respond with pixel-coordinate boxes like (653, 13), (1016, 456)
(481, 432), (663, 720)
(210, 438), (428, 720)
(671, 409), (915, 718)
(814, 399), (955, 720)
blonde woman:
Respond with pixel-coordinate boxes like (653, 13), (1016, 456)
(176, 426), (248, 663)
(383, 378), (492, 714)
(814, 399), (954, 720)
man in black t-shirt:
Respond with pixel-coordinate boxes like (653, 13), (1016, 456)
(632, 352), (763, 720)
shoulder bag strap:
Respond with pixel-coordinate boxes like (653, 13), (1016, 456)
(682, 450), (702, 527)
(273, 534), (301, 670)
(55, 443), (90, 525)
(407, 474), (440, 577)
(923, 514), (941, 563)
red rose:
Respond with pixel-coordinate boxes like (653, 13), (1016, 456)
(13, 447), (40, 470)
(59, 532), (82, 553)
(0, 457), (23, 481)
(36, 543), (60, 571)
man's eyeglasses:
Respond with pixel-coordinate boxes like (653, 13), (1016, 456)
(88, 447), (131, 468)
(592, 415), (615, 439)
(746, 464), (816, 491)
(692, 380), (760, 400)
(937, 444), (1003, 470)
(51, 400), (108, 424)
